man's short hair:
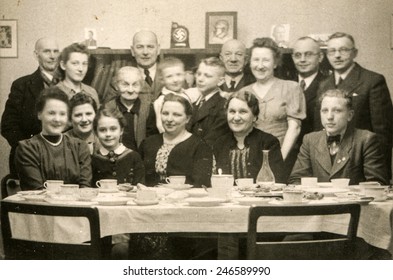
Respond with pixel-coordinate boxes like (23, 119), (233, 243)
(328, 32), (356, 47)
(115, 66), (143, 86)
(157, 57), (185, 75)
(215, 19), (229, 30)
(319, 89), (353, 110)
(199, 57), (226, 76)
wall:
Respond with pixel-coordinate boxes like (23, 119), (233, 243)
(1, 0), (393, 180)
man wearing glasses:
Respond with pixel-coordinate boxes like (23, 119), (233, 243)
(314, 32), (393, 179)
(292, 36), (326, 141)
(219, 39), (255, 93)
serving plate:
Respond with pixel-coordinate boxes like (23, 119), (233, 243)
(160, 184), (193, 190)
(94, 197), (129, 206)
(269, 199), (310, 205)
(18, 190), (45, 196)
(333, 197), (374, 205)
(302, 187), (350, 195)
(185, 197), (225, 207)
(134, 199), (159, 206)
(237, 197), (270, 206)
(23, 195), (46, 202)
(185, 189), (208, 197)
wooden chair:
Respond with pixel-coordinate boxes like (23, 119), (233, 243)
(1, 201), (105, 259)
(1, 174), (21, 199)
(246, 204), (360, 260)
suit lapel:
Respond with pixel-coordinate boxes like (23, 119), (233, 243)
(315, 134), (333, 174)
(338, 63), (363, 94)
(330, 129), (353, 176)
(29, 69), (45, 99)
(194, 92), (220, 122)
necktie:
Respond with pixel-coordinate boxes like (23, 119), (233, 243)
(300, 79), (306, 91)
(198, 97), (205, 109)
(229, 80), (236, 92)
(327, 135), (341, 155)
(336, 77), (344, 88)
(144, 69), (153, 87)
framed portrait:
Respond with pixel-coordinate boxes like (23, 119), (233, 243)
(205, 11), (237, 48)
(83, 28), (97, 49)
(0, 19), (18, 58)
(270, 24), (290, 48)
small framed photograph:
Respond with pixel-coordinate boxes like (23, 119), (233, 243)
(83, 28), (97, 49)
(0, 19), (18, 58)
(206, 11), (237, 48)
(270, 24), (290, 48)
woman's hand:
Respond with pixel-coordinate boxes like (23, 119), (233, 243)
(281, 119), (301, 160)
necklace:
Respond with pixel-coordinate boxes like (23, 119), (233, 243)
(40, 133), (63, 147)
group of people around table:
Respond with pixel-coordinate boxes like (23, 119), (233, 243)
(1, 29), (393, 258)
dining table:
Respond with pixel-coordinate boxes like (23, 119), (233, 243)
(2, 186), (393, 259)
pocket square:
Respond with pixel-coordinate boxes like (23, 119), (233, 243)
(352, 93), (358, 97)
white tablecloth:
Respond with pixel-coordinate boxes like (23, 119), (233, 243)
(4, 195), (393, 254)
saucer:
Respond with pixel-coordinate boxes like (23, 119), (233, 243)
(94, 197), (129, 206)
(134, 199), (159, 206)
(161, 184), (193, 190)
(186, 197), (225, 207)
(99, 188), (119, 193)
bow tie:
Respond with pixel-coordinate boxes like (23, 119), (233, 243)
(327, 135), (341, 145)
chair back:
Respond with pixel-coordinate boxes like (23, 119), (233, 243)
(247, 204), (360, 260)
(1, 174), (21, 199)
(1, 200), (103, 259)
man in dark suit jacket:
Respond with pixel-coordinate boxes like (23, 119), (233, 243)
(289, 89), (389, 185)
(219, 39), (255, 93)
(314, 32), (393, 178)
(188, 57), (229, 147)
(1, 37), (59, 178)
(292, 37), (326, 141)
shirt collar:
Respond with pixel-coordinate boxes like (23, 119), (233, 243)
(40, 69), (54, 81)
(99, 143), (126, 156)
(334, 63), (355, 84)
(117, 96), (141, 113)
(298, 72), (318, 90)
(224, 73), (243, 87)
(161, 87), (185, 95)
(199, 89), (219, 103)
(138, 64), (157, 81)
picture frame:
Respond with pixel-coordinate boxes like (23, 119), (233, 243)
(83, 28), (97, 49)
(0, 19), (18, 58)
(205, 11), (237, 48)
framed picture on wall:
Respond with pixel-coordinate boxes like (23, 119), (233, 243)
(205, 11), (237, 48)
(0, 19), (18, 58)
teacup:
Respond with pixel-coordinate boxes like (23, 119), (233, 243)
(300, 177), (318, 187)
(210, 174), (234, 199)
(78, 188), (99, 201)
(363, 186), (387, 201)
(43, 180), (64, 193)
(136, 189), (157, 201)
(359, 181), (381, 195)
(96, 179), (118, 189)
(235, 178), (254, 187)
(165, 176), (186, 185)
(283, 190), (304, 202)
(331, 178), (350, 188)
(60, 184), (79, 195)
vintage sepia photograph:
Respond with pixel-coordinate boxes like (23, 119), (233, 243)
(83, 28), (97, 49)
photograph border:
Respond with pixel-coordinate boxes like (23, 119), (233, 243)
(0, 19), (18, 58)
(205, 11), (237, 48)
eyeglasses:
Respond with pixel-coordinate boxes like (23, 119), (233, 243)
(222, 52), (245, 60)
(292, 52), (320, 59)
(326, 48), (354, 56)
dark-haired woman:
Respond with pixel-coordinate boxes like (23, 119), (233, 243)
(15, 87), (92, 190)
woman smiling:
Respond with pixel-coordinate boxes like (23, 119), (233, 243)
(15, 87), (92, 190)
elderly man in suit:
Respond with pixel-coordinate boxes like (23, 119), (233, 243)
(219, 39), (255, 93)
(289, 89), (389, 185)
(292, 36), (326, 141)
(314, 32), (393, 178)
(1, 37), (59, 178)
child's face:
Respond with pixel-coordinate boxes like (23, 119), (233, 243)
(195, 63), (224, 95)
(96, 116), (123, 151)
(117, 71), (142, 102)
(161, 65), (185, 93)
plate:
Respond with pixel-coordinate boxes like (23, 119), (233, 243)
(317, 182), (333, 188)
(134, 199), (159, 206)
(185, 189), (208, 197)
(186, 197), (225, 207)
(254, 191), (283, 197)
(17, 190), (45, 196)
(94, 197), (130, 206)
(302, 187), (350, 195)
(237, 197), (271, 206)
(99, 188), (119, 193)
(124, 192), (137, 198)
(160, 184), (193, 190)
(23, 195), (46, 202)
(333, 197), (374, 205)
(269, 199), (310, 205)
